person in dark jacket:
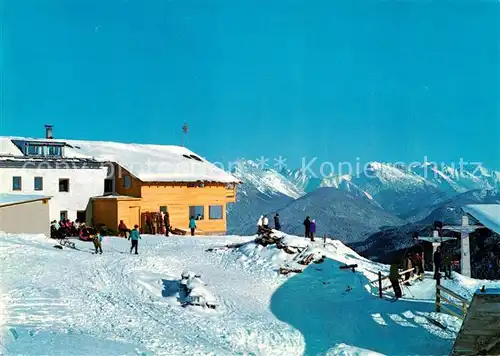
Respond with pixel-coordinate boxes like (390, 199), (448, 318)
(389, 263), (402, 299)
(444, 254), (452, 279)
(303, 217), (311, 238)
(274, 213), (281, 230)
(433, 246), (442, 279)
(118, 220), (130, 238)
(310, 219), (316, 241)
(129, 225), (141, 254)
(164, 212), (170, 237)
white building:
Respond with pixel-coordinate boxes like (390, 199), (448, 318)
(0, 194), (52, 237)
(0, 127), (109, 222)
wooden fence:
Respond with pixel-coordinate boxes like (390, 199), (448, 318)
(369, 267), (417, 298)
(435, 273), (469, 319)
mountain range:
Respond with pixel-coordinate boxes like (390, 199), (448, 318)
(227, 159), (499, 247)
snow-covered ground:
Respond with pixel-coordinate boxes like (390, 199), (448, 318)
(1, 232), (499, 355)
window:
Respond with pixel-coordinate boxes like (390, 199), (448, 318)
(160, 206), (167, 213)
(12, 176), (22, 191)
(104, 179), (113, 193)
(123, 175), (132, 189)
(189, 206), (204, 220)
(59, 179), (69, 192)
(60, 211), (68, 221)
(34, 177), (43, 191)
(47, 145), (62, 156)
(209, 205), (223, 220)
(77, 211), (86, 223)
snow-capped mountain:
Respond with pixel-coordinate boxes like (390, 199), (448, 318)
(237, 187), (406, 243)
(353, 188), (500, 258)
(226, 160), (304, 234)
(280, 167), (322, 193)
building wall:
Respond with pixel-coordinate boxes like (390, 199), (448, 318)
(0, 167), (108, 222)
(139, 183), (229, 233)
(92, 199), (118, 230)
(114, 166), (142, 198)
(0, 200), (50, 237)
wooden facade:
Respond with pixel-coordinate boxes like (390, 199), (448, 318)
(92, 165), (238, 235)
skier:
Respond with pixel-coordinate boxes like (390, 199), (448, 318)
(303, 216), (311, 238)
(92, 231), (103, 254)
(444, 254), (452, 279)
(403, 253), (413, 285)
(274, 213), (281, 230)
(129, 225), (141, 254)
(262, 215), (269, 229)
(310, 219), (316, 241)
(189, 216), (196, 236)
(164, 211), (170, 237)
(389, 262), (402, 299)
(433, 246), (442, 280)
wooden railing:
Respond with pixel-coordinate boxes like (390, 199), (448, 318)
(369, 267), (417, 298)
(436, 273), (469, 319)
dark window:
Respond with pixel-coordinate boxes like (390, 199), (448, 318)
(47, 145), (62, 156)
(77, 211), (86, 222)
(160, 206), (167, 213)
(123, 175), (132, 189)
(12, 176), (22, 191)
(59, 179), (70, 192)
(60, 211), (68, 220)
(182, 154), (192, 159)
(34, 177), (43, 191)
(104, 179), (113, 193)
(209, 205), (223, 220)
(189, 154), (203, 162)
(189, 206), (204, 220)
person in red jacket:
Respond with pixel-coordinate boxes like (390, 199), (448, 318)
(118, 220), (129, 238)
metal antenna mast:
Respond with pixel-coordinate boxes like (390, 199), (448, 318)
(182, 122), (189, 146)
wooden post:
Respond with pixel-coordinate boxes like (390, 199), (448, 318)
(436, 272), (441, 312)
(462, 302), (467, 318)
(378, 271), (383, 299)
(323, 234), (326, 247)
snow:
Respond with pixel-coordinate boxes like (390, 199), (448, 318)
(0, 194), (50, 207)
(462, 204), (500, 235)
(2, 231), (500, 355)
(0, 137), (240, 184)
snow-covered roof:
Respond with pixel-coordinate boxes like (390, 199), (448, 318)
(462, 204), (500, 235)
(0, 194), (51, 208)
(0, 137), (240, 184)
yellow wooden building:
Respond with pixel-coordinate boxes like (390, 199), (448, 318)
(82, 141), (240, 235)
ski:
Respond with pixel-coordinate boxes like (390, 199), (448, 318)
(424, 316), (447, 330)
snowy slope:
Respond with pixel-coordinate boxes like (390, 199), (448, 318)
(227, 160), (304, 234)
(3, 232), (500, 355)
(237, 187), (406, 242)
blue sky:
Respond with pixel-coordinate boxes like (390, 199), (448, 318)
(1, 0), (499, 169)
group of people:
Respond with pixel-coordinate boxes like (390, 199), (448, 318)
(50, 219), (86, 239)
(255, 214), (319, 242)
(256, 213), (281, 234)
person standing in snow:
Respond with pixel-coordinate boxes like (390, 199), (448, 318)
(189, 216), (196, 236)
(92, 231), (103, 254)
(257, 215), (263, 234)
(433, 246), (442, 279)
(303, 216), (311, 238)
(262, 215), (269, 229)
(164, 211), (170, 236)
(403, 253), (413, 285)
(389, 262), (402, 299)
(310, 219), (316, 241)
(274, 213), (281, 230)
(129, 225), (141, 254)
(118, 220), (129, 238)
(444, 254), (452, 279)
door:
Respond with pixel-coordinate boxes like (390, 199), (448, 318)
(129, 206), (140, 229)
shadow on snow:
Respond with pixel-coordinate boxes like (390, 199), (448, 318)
(270, 258), (452, 356)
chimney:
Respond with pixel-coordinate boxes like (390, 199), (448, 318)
(45, 125), (53, 139)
